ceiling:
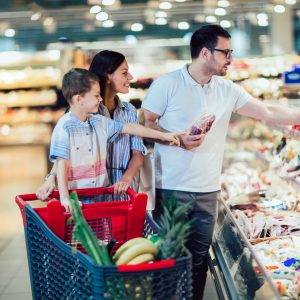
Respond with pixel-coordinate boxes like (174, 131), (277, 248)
(0, 0), (299, 50)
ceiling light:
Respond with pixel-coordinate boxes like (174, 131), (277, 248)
(155, 11), (167, 18)
(285, 0), (296, 4)
(4, 28), (15, 37)
(90, 5), (101, 14)
(258, 19), (269, 26)
(43, 17), (54, 26)
(257, 13), (268, 20)
(220, 20), (231, 28)
(96, 11), (108, 21)
(175, 0), (186, 2)
(218, 0), (229, 7)
(131, 23), (143, 31)
(215, 8), (226, 16)
(178, 22), (190, 30)
(274, 5), (285, 13)
(159, 2), (172, 9)
(102, 20), (114, 27)
(102, 0), (115, 5)
(125, 34), (137, 44)
(1, 125), (10, 136)
(206, 15), (217, 23)
(183, 32), (192, 42)
(31, 12), (42, 21)
(155, 18), (167, 25)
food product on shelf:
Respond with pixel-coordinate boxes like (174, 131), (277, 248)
(0, 89), (57, 107)
(252, 236), (300, 299)
(0, 67), (61, 89)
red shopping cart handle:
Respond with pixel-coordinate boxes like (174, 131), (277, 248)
(47, 187), (138, 201)
(118, 259), (175, 272)
(16, 187), (138, 208)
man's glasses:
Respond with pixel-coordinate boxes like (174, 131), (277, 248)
(207, 48), (233, 59)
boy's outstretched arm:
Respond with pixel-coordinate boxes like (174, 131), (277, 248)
(56, 157), (71, 212)
(122, 123), (180, 146)
(141, 108), (205, 150)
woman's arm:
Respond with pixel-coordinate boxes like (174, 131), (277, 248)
(36, 163), (57, 200)
(56, 157), (71, 212)
(114, 150), (143, 194)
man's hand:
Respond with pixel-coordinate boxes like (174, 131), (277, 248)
(180, 132), (205, 150)
(36, 175), (56, 201)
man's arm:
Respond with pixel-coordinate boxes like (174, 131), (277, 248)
(236, 98), (300, 125)
(56, 157), (71, 212)
(141, 108), (205, 150)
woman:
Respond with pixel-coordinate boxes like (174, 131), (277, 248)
(36, 50), (144, 199)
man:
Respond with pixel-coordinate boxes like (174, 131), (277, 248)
(141, 24), (300, 299)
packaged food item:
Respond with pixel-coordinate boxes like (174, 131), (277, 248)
(190, 114), (215, 135)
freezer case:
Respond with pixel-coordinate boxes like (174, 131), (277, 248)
(208, 198), (282, 300)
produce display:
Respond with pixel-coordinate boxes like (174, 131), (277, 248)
(260, 137), (300, 184)
(252, 236), (300, 299)
(220, 117), (300, 299)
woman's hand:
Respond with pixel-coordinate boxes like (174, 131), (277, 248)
(36, 174), (56, 200)
(113, 176), (131, 195)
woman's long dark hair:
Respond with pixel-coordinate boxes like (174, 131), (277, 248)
(89, 50), (125, 99)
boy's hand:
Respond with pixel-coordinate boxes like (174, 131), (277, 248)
(36, 175), (56, 201)
(61, 197), (72, 212)
(161, 132), (180, 146)
(180, 131), (205, 150)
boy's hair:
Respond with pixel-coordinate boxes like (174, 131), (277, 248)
(190, 24), (231, 59)
(62, 68), (99, 103)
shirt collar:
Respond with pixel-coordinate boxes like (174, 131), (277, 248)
(69, 111), (90, 126)
(181, 64), (198, 86)
(181, 64), (214, 90)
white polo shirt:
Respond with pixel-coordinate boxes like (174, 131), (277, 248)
(142, 65), (252, 193)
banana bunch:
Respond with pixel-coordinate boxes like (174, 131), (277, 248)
(113, 237), (158, 265)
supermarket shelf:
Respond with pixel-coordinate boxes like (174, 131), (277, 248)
(267, 124), (300, 140)
(0, 84), (59, 91)
(255, 150), (300, 192)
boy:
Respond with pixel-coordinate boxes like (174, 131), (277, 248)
(50, 68), (179, 212)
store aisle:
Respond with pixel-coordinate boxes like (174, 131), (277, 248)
(0, 145), (218, 300)
(0, 145), (47, 300)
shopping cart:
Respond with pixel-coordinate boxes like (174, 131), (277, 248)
(16, 187), (192, 300)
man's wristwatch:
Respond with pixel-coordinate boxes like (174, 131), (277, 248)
(45, 171), (56, 181)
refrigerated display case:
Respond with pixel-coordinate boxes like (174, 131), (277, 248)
(209, 118), (300, 300)
(209, 197), (282, 300)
